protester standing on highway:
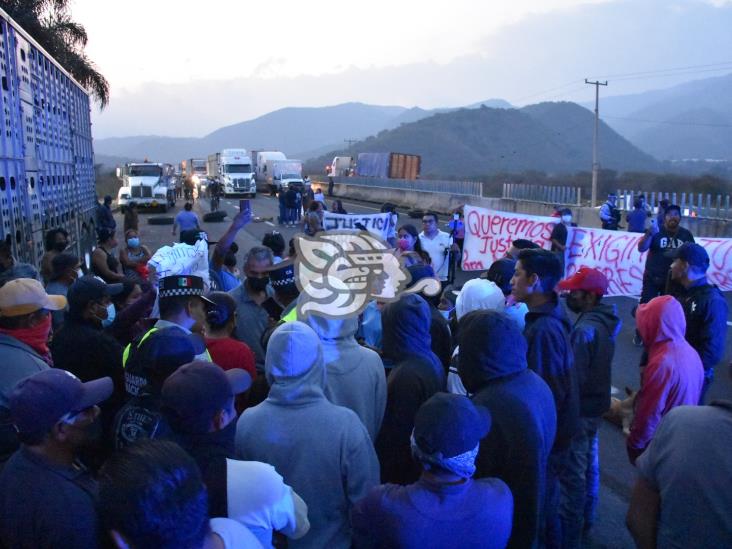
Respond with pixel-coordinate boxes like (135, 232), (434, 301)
(376, 294), (446, 485)
(40, 228), (69, 283)
(457, 310), (556, 549)
(231, 246), (274, 373)
(99, 440), (263, 549)
(352, 393), (513, 549)
(419, 212), (453, 285)
(626, 197), (649, 233)
(284, 184), (299, 227)
(397, 224), (427, 263)
(331, 199), (347, 214)
(204, 292), (257, 382)
(505, 238), (540, 260)
(299, 299), (387, 440)
(96, 195), (117, 232)
(556, 268), (620, 546)
(627, 398), (732, 549)
(550, 208), (575, 273)
(0, 369), (113, 548)
(261, 263), (300, 326)
(236, 322), (379, 549)
(119, 229), (151, 281)
(667, 242), (728, 402)
(511, 248), (580, 547)
(107, 279), (157, 347)
(483, 257), (529, 330)
(0, 240), (40, 287)
(123, 201), (139, 233)
(303, 201), (324, 236)
(0, 279), (66, 465)
(173, 202), (201, 237)
(599, 192), (621, 230)
(627, 295), (703, 464)
(313, 187), (327, 208)
(91, 228), (125, 283)
(262, 231), (286, 264)
(637, 204), (694, 304)
(45, 253), (81, 331)
(211, 209), (250, 292)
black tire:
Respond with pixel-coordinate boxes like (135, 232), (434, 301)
(148, 216), (175, 225)
(203, 211), (227, 223)
(120, 206), (126, 214)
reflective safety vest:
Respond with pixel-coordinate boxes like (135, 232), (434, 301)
(122, 327), (211, 368)
(282, 307), (298, 323)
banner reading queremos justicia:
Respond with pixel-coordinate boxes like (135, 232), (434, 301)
(461, 204), (732, 296)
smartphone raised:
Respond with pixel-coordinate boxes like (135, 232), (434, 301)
(239, 199), (251, 214)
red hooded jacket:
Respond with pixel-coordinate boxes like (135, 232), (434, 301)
(627, 295), (703, 464)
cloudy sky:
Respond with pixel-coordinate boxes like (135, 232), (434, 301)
(70, 0), (732, 138)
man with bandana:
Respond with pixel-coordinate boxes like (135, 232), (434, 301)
(353, 393), (513, 548)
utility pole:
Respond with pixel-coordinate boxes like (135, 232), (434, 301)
(344, 138), (358, 149)
(585, 79), (607, 207)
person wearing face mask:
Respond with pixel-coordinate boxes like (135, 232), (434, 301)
(91, 228), (125, 283)
(119, 229), (151, 282)
(45, 253), (82, 332)
(40, 228), (70, 284)
(556, 268), (620, 546)
(50, 276), (126, 462)
(550, 208), (576, 274)
(231, 247), (274, 373)
(0, 240), (41, 288)
(0, 278), (67, 466)
(397, 224), (429, 267)
(107, 279), (157, 347)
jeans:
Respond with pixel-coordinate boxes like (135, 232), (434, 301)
(560, 417), (601, 549)
(286, 208), (298, 224)
(278, 203), (286, 224)
(544, 448), (567, 549)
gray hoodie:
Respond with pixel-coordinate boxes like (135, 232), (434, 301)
(235, 322), (379, 549)
(301, 310), (386, 441)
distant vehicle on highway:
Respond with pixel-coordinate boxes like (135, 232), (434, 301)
(207, 149), (256, 197)
(117, 163), (171, 213)
(328, 156), (354, 177)
(356, 152), (421, 179)
(185, 158), (208, 185)
(255, 151), (287, 191)
(269, 159), (304, 194)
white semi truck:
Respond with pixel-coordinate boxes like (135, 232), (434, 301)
(254, 151), (286, 191)
(117, 163), (172, 212)
(207, 149), (256, 197)
(269, 159), (305, 193)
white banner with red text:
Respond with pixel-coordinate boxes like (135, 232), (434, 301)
(462, 204), (732, 296)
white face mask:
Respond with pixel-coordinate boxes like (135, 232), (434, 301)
(562, 215), (572, 223)
(440, 308), (453, 320)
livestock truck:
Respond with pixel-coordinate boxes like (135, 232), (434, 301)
(207, 149), (256, 197)
(0, 8), (97, 269)
(356, 152), (421, 179)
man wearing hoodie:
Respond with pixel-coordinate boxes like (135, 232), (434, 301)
(235, 322), (379, 549)
(511, 248), (579, 547)
(556, 267), (621, 546)
(446, 278), (506, 396)
(299, 301), (386, 441)
(376, 294), (446, 486)
(627, 295), (704, 464)
(458, 310), (556, 549)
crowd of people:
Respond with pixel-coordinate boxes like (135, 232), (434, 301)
(0, 196), (729, 549)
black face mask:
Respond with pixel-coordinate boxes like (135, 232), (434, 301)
(247, 276), (269, 292)
(53, 242), (67, 252)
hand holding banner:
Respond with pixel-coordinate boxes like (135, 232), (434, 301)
(323, 211), (392, 239)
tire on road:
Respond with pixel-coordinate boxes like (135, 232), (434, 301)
(203, 211), (228, 223)
(148, 216), (175, 225)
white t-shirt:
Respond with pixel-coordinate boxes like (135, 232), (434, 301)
(209, 517), (263, 549)
(419, 230), (452, 281)
(226, 459), (310, 548)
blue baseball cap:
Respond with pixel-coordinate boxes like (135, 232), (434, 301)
(665, 242), (709, 270)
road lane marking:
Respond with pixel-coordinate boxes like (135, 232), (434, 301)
(265, 221), (274, 226)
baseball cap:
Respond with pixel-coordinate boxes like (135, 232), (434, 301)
(413, 393), (491, 458)
(9, 369), (113, 434)
(159, 275), (215, 305)
(0, 278), (67, 317)
(67, 276), (123, 310)
(557, 267), (609, 296)
(665, 242), (709, 269)
(161, 361), (251, 432)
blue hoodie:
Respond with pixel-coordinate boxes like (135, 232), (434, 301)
(235, 322), (379, 549)
(376, 294), (446, 485)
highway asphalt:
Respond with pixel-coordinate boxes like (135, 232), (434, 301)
(118, 192), (732, 549)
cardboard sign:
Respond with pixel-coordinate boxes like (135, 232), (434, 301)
(323, 211), (392, 240)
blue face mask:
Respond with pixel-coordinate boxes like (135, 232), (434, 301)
(127, 238), (140, 248)
(440, 308), (453, 320)
(102, 303), (116, 328)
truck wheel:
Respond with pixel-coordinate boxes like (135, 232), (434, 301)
(160, 204), (168, 213)
(203, 211), (228, 223)
(148, 216), (174, 225)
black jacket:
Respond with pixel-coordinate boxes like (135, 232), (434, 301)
(679, 278), (728, 373)
(571, 303), (621, 417)
(523, 295), (580, 450)
(458, 310), (556, 549)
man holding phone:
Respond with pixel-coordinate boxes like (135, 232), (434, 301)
(637, 204), (695, 304)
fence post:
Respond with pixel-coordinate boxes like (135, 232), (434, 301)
(726, 195), (731, 219)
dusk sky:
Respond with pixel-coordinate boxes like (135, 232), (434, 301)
(69, 0), (732, 138)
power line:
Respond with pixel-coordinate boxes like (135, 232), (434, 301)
(588, 60), (732, 80)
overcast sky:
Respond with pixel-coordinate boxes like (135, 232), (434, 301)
(70, 0), (732, 138)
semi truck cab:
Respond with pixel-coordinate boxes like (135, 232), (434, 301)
(117, 163), (169, 212)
